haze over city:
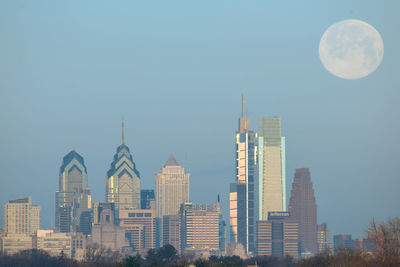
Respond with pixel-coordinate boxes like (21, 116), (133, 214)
(1, 0), (399, 243)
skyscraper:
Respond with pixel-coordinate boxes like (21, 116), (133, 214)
(258, 117), (286, 220)
(106, 120), (141, 211)
(155, 155), (189, 218)
(288, 168), (317, 254)
(56, 150), (91, 233)
(4, 197), (40, 235)
(229, 94), (257, 254)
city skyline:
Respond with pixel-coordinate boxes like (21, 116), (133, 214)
(1, 0), (399, 242)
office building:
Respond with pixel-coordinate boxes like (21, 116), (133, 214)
(288, 168), (317, 254)
(119, 209), (156, 253)
(56, 150), (91, 233)
(91, 209), (129, 251)
(162, 214), (181, 252)
(229, 94), (257, 254)
(0, 234), (33, 255)
(180, 203), (221, 254)
(334, 234), (354, 253)
(156, 155), (189, 218)
(141, 189), (156, 213)
(106, 120), (141, 210)
(35, 230), (72, 258)
(258, 117), (286, 220)
(255, 212), (299, 259)
(317, 223), (332, 254)
(4, 196), (40, 235)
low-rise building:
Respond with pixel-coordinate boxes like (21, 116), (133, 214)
(0, 234), (33, 255)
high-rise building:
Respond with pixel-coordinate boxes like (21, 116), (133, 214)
(141, 189), (156, 212)
(155, 155), (189, 218)
(56, 150), (92, 233)
(4, 196), (40, 235)
(106, 120), (141, 211)
(317, 223), (332, 254)
(180, 203), (221, 254)
(257, 117), (286, 220)
(288, 168), (317, 254)
(229, 94), (257, 254)
(333, 234), (354, 253)
(255, 212), (299, 259)
(119, 209), (156, 253)
(162, 214), (181, 252)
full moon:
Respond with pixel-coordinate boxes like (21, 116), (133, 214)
(319, 19), (384, 79)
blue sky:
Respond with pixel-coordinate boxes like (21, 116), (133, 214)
(1, 1), (399, 238)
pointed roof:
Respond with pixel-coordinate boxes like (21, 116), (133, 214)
(165, 154), (180, 167)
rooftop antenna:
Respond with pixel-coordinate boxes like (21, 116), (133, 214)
(242, 93), (246, 118)
(122, 117), (125, 145)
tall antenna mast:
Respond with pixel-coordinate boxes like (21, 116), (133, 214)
(242, 93), (246, 118)
(122, 117), (125, 145)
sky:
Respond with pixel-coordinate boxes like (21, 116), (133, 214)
(1, 1), (399, 239)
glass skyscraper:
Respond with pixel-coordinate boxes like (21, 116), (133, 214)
(257, 117), (286, 220)
(56, 149), (91, 233)
(106, 120), (141, 211)
(229, 94), (257, 255)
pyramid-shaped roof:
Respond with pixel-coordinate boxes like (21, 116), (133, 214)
(165, 154), (180, 167)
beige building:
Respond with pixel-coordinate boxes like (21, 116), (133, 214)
(35, 230), (72, 258)
(180, 203), (220, 254)
(155, 155), (189, 218)
(258, 117), (286, 220)
(91, 209), (129, 251)
(119, 209), (155, 254)
(0, 234), (33, 255)
(4, 197), (40, 235)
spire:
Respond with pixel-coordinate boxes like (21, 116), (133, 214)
(121, 117), (125, 145)
(165, 154), (180, 167)
(242, 93), (246, 118)
(239, 93), (250, 133)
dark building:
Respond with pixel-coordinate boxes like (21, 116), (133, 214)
(163, 214), (181, 252)
(255, 212), (299, 259)
(78, 211), (92, 235)
(334, 234), (354, 253)
(288, 168), (317, 254)
(141, 189), (156, 211)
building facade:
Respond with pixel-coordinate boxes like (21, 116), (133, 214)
(106, 121), (141, 211)
(91, 209), (129, 251)
(180, 203), (221, 254)
(317, 223), (332, 254)
(141, 189), (156, 212)
(255, 212), (299, 259)
(288, 168), (317, 254)
(333, 234), (354, 253)
(258, 117), (286, 220)
(4, 197), (40, 235)
(162, 214), (181, 252)
(35, 230), (72, 258)
(119, 209), (156, 253)
(56, 150), (91, 233)
(0, 234), (33, 255)
(155, 155), (189, 218)
(229, 94), (257, 254)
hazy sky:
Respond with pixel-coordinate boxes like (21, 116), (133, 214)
(1, 1), (399, 238)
